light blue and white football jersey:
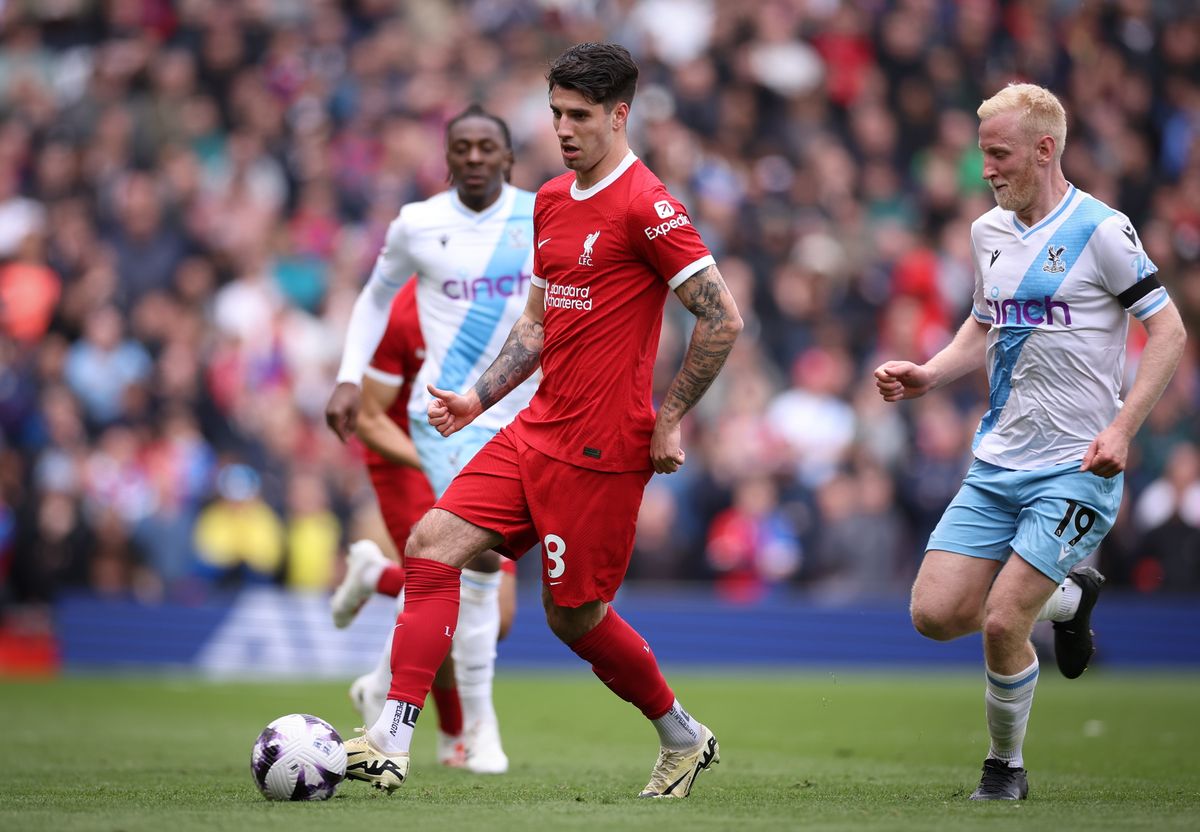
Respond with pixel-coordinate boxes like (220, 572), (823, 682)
(968, 184), (1168, 470)
(339, 183), (538, 433)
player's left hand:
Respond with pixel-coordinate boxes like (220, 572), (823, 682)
(650, 420), (685, 474)
(1081, 426), (1130, 478)
(427, 384), (482, 437)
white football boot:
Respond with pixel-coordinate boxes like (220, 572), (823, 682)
(330, 540), (389, 628)
(638, 725), (720, 798)
(464, 718), (509, 774)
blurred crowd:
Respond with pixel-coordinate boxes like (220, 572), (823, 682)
(1, 0), (1198, 614)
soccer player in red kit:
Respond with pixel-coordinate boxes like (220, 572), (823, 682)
(335, 278), (518, 768)
(343, 42), (743, 799)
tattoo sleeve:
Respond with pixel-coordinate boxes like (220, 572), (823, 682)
(473, 314), (544, 411)
(660, 265), (743, 422)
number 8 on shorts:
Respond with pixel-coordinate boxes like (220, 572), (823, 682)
(544, 534), (566, 579)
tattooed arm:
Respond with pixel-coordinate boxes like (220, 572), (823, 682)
(427, 284), (546, 437)
(652, 264), (744, 474)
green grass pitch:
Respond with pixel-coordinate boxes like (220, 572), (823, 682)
(1, 671), (1197, 831)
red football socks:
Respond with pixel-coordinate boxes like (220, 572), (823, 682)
(569, 607), (675, 720)
(376, 564), (406, 597)
(386, 558), (461, 706)
(431, 684), (464, 736)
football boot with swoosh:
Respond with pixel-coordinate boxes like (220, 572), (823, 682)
(344, 727), (409, 793)
(638, 725), (720, 798)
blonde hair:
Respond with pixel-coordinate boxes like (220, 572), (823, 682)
(978, 83), (1067, 160)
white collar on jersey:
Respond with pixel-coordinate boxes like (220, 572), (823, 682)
(1010, 182), (1078, 239)
(449, 181), (514, 221)
(570, 150), (639, 201)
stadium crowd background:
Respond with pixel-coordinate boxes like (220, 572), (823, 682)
(0, 0), (1197, 622)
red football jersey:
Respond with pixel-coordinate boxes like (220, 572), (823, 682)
(364, 278), (424, 468)
(511, 153), (715, 472)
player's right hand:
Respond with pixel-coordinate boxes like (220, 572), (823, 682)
(873, 361), (933, 402)
(427, 384), (481, 437)
(325, 382), (361, 442)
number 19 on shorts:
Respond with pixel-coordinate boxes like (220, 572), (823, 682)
(544, 534), (566, 579)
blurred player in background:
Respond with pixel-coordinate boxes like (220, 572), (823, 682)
(875, 83), (1186, 800)
(340, 42), (742, 799)
(333, 277), (517, 769)
(326, 104), (538, 775)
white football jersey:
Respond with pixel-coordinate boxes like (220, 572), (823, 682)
(969, 184), (1168, 470)
(340, 183), (538, 432)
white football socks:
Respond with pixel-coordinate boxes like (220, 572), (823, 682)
(370, 699), (420, 754)
(984, 659), (1039, 768)
(653, 699), (703, 750)
(454, 568), (502, 729)
(1036, 577), (1083, 622)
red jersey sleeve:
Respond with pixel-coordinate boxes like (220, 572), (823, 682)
(368, 278), (421, 384)
(626, 184), (715, 289)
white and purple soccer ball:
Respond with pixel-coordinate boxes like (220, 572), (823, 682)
(250, 713), (347, 801)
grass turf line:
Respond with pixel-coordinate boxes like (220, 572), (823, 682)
(0, 672), (1197, 831)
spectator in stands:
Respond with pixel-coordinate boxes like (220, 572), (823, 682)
(63, 306), (153, 430)
(193, 464), (284, 589)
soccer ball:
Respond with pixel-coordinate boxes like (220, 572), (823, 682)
(250, 714), (347, 801)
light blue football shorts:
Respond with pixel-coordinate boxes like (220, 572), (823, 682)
(926, 458), (1123, 584)
(409, 418), (498, 498)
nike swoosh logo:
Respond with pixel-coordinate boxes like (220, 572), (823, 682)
(549, 581), (563, 586)
(662, 771), (692, 796)
(990, 249), (1001, 267)
(538, 238), (552, 249)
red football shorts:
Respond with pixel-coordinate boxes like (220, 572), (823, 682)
(435, 426), (651, 607)
(368, 463), (436, 559)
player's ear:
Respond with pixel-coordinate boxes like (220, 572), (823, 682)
(1036, 134), (1055, 165)
(611, 101), (630, 133)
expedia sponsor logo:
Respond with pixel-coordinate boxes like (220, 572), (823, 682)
(546, 283), (593, 310)
(645, 213), (691, 240)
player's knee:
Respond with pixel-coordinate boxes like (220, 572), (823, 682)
(404, 515), (438, 562)
(912, 608), (951, 641)
(981, 611), (1026, 647)
(911, 603), (967, 641)
(543, 595), (604, 644)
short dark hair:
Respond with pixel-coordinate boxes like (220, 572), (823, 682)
(445, 103), (512, 149)
(547, 42), (638, 110)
